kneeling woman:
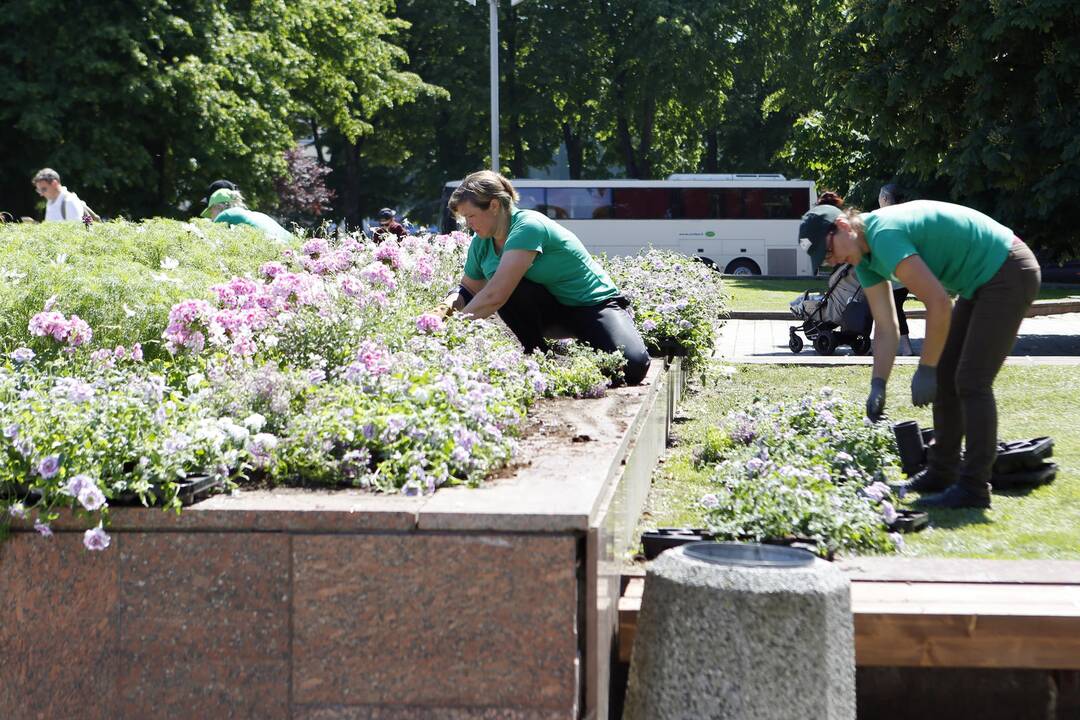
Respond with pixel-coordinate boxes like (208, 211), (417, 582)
(440, 171), (651, 385)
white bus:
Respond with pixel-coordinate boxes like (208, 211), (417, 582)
(440, 174), (818, 275)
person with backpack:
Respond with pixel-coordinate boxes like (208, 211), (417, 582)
(32, 168), (96, 223)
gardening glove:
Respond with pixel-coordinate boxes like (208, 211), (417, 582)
(911, 363), (937, 407)
(428, 302), (453, 321)
(866, 377), (887, 422)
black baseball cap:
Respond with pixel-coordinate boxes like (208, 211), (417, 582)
(798, 204), (843, 268)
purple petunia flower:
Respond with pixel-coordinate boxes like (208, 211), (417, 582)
(83, 525), (111, 551)
(78, 482), (107, 512)
(34, 519), (53, 537)
(62, 473), (92, 497)
(36, 455), (60, 479)
(10, 347), (35, 363)
(881, 500), (898, 525)
(8, 503), (27, 519)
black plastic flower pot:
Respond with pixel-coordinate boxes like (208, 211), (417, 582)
(110, 475), (223, 508)
(991, 461), (1057, 490)
(886, 509), (929, 533)
(892, 420), (927, 476)
(641, 528), (715, 560)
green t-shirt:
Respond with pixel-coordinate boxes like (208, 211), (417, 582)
(855, 200), (1013, 299)
(464, 207), (620, 306)
(214, 208), (293, 243)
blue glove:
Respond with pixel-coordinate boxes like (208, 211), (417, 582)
(911, 364), (937, 407)
(866, 377), (886, 421)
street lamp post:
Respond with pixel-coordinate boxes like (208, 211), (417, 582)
(465, 0), (527, 172)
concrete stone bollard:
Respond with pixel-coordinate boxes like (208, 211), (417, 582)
(623, 542), (855, 720)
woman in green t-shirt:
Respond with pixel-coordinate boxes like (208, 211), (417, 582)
(799, 200), (1041, 509)
(435, 171), (650, 385)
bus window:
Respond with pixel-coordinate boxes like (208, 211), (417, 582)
(612, 188), (672, 219)
(517, 187), (545, 212)
(677, 188), (711, 219)
(677, 188), (742, 219)
(547, 188), (613, 219)
(743, 189), (809, 219)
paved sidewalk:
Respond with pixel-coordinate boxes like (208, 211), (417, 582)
(715, 313), (1080, 365)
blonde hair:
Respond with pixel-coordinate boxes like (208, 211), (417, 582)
(447, 170), (518, 213)
(845, 207), (867, 239)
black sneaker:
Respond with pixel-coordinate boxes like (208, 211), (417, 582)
(899, 466), (956, 495)
(913, 482), (992, 510)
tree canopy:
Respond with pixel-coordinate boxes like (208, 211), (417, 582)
(2, 0), (1077, 256)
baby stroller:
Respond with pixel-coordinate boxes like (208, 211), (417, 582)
(788, 263), (873, 355)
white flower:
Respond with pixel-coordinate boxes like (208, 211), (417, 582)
(78, 482), (107, 511)
(243, 413), (267, 432)
(261, 334), (279, 349)
(83, 524), (111, 551)
(186, 373), (205, 392)
(160, 256), (180, 270)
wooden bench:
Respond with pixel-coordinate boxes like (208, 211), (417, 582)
(618, 558), (1080, 669)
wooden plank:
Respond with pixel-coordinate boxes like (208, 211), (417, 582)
(839, 557), (1080, 585)
(854, 614), (1080, 669)
(617, 576), (1080, 669)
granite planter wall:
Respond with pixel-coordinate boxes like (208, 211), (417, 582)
(0, 360), (680, 720)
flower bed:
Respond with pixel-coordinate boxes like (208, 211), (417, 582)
(604, 248), (729, 369)
(692, 388), (904, 556)
(1, 223), (726, 550)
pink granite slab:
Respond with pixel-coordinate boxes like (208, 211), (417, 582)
(291, 533), (578, 714)
(112, 532), (291, 719)
(0, 533), (120, 720)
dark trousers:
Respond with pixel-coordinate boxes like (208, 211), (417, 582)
(893, 286), (910, 335)
(927, 240), (1041, 486)
(494, 279), (651, 385)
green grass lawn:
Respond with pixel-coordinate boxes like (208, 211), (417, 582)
(725, 277), (1080, 312)
(643, 362), (1080, 559)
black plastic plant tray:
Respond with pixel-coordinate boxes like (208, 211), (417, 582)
(111, 475), (222, 508)
(641, 528), (715, 560)
(887, 509), (929, 533)
(993, 437), (1054, 475)
(991, 462), (1058, 490)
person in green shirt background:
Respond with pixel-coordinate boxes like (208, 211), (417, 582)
(201, 188), (293, 243)
(435, 170), (650, 386)
(799, 200), (1041, 509)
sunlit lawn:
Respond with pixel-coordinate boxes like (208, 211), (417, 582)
(724, 277), (1080, 312)
(642, 363), (1080, 559)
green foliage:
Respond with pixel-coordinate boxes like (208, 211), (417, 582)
(696, 388), (903, 556)
(538, 341), (626, 399)
(0, 219), (288, 360)
(789, 0), (1080, 254)
(0, 0), (437, 222)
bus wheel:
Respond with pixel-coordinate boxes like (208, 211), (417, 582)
(724, 258), (761, 276)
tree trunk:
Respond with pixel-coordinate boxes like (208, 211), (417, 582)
(704, 128), (719, 173)
(563, 122), (583, 179)
(310, 119), (327, 165)
(638, 93), (656, 178)
(341, 137), (365, 229)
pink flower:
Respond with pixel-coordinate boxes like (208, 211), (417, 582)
(33, 519), (53, 537)
(374, 243), (402, 269)
(131, 343), (144, 361)
(65, 315), (92, 346)
(113, 345), (127, 360)
(302, 238), (329, 257)
(360, 261), (397, 289)
(416, 313), (445, 334)
(260, 261), (286, 279)
(83, 525), (111, 551)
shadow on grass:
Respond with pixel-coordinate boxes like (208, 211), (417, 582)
(922, 507), (993, 530)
